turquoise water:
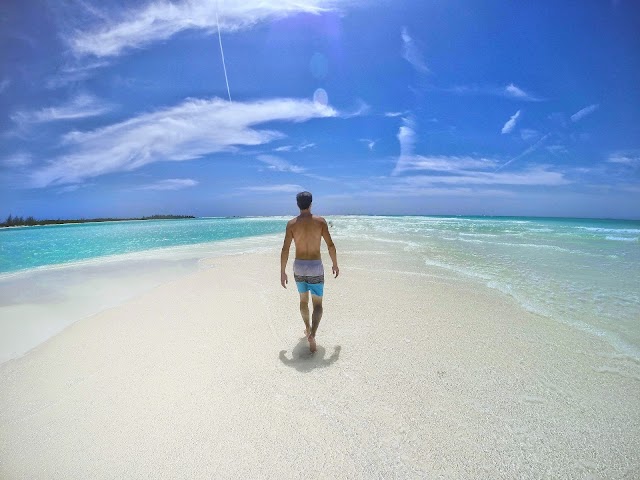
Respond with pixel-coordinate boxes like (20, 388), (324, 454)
(334, 215), (640, 359)
(0, 217), (287, 274)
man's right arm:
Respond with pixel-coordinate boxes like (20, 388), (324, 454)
(322, 219), (339, 278)
(280, 222), (293, 288)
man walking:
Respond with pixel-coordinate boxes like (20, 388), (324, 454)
(280, 192), (339, 353)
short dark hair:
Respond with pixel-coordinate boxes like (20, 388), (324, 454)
(296, 191), (312, 210)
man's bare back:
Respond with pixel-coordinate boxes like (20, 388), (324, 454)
(288, 213), (329, 260)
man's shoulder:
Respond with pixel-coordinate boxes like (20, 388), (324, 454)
(312, 215), (327, 224)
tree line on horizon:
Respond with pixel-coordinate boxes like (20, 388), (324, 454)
(1, 214), (195, 228)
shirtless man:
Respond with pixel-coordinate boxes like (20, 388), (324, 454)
(280, 191), (339, 353)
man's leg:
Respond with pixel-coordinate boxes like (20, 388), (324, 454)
(299, 291), (311, 337)
(308, 294), (323, 352)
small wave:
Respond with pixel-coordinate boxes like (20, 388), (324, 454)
(423, 258), (492, 280)
(458, 233), (499, 238)
(456, 238), (578, 253)
(577, 227), (640, 234)
(605, 236), (638, 242)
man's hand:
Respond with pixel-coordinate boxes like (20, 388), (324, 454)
(332, 265), (340, 278)
(281, 271), (288, 288)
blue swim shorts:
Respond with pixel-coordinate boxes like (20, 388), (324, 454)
(293, 259), (324, 297)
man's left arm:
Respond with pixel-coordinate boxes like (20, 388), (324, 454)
(322, 219), (339, 278)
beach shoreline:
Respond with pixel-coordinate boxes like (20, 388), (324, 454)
(1, 236), (639, 478)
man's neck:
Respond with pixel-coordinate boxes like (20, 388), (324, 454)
(299, 209), (312, 217)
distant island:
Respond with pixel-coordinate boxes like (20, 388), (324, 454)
(1, 214), (195, 228)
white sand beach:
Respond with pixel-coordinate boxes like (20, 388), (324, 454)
(1, 236), (639, 478)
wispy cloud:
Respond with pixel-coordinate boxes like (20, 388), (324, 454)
(242, 184), (304, 193)
(390, 116), (565, 187)
(520, 128), (539, 141)
(69, 1), (349, 58)
(504, 83), (539, 101)
(359, 138), (376, 151)
(401, 27), (429, 74)
(30, 97), (337, 187)
(46, 61), (110, 89)
(2, 153), (32, 168)
(139, 178), (199, 190)
(391, 117), (495, 176)
(0, 78), (10, 94)
(608, 151), (640, 167)
(257, 154), (305, 173)
(397, 166), (569, 187)
(571, 104), (599, 122)
(384, 111), (405, 118)
(12, 94), (112, 125)
(444, 83), (542, 102)
(546, 145), (568, 155)
(399, 117), (416, 155)
(394, 155), (497, 175)
(501, 110), (521, 134)
(273, 142), (316, 153)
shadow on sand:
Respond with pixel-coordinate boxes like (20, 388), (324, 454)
(279, 337), (341, 373)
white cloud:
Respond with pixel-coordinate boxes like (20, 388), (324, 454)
(397, 166), (569, 187)
(384, 111), (404, 117)
(504, 83), (537, 100)
(571, 104), (599, 122)
(0, 78), (10, 94)
(257, 154), (305, 173)
(520, 128), (539, 141)
(242, 184), (304, 193)
(30, 97), (337, 187)
(401, 27), (429, 74)
(398, 116), (416, 156)
(2, 153), (32, 168)
(139, 178), (199, 190)
(389, 117), (566, 187)
(274, 145), (293, 152)
(359, 138), (376, 151)
(608, 151), (640, 167)
(70, 0), (351, 58)
(546, 145), (568, 155)
(445, 84), (541, 101)
(501, 110), (521, 134)
(394, 118), (498, 175)
(273, 142), (315, 153)
(46, 61), (110, 89)
(394, 155), (497, 175)
(12, 94), (112, 124)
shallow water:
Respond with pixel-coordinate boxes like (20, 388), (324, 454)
(333, 216), (640, 360)
(0, 217), (288, 274)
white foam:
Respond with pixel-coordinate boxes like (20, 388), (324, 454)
(605, 236), (638, 242)
(577, 227), (640, 234)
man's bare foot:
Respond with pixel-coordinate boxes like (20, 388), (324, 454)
(303, 328), (310, 338)
(307, 334), (317, 353)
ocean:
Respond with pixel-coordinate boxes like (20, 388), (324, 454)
(1, 215), (639, 362)
(0, 217), (288, 273)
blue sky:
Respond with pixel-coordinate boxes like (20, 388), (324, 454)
(1, 0), (639, 219)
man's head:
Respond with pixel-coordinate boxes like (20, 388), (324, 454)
(296, 191), (312, 211)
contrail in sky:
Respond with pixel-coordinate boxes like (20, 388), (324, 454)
(495, 133), (550, 171)
(216, 3), (232, 102)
